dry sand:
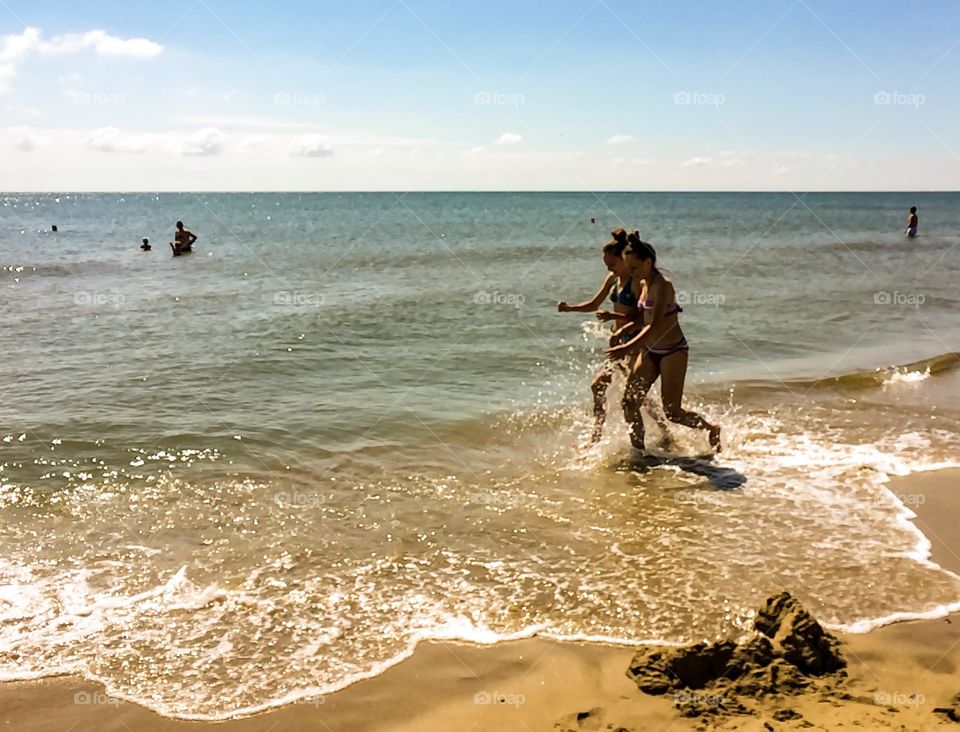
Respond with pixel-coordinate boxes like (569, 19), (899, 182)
(2, 469), (958, 731)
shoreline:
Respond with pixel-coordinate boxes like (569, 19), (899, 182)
(3, 468), (959, 731)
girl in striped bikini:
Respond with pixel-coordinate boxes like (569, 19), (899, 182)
(604, 233), (722, 453)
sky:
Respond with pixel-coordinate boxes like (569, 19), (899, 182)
(1, 0), (958, 191)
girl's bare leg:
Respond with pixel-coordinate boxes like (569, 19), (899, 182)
(622, 352), (658, 450)
(589, 366), (614, 442)
(658, 350), (721, 451)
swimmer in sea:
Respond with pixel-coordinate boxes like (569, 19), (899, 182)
(140, 238), (151, 251)
(172, 221), (197, 255)
(905, 206), (918, 239)
(558, 228), (671, 445)
(605, 233), (721, 453)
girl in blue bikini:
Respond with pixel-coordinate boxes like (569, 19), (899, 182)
(557, 228), (639, 442)
(605, 234), (721, 453)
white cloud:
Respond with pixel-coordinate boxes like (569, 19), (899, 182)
(85, 127), (224, 156)
(467, 146), (485, 155)
(176, 128), (225, 156)
(495, 132), (522, 145)
(608, 134), (633, 145)
(681, 153), (743, 169)
(87, 126), (148, 154)
(0, 27), (162, 93)
(12, 128), (42, 151)
(173, 115), (311, 130)
(290, 133), (334, 158)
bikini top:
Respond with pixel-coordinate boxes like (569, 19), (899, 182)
(610, 277), (638, 308)
(640, 299), (683, 316)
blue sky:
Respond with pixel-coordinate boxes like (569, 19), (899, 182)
(1, 0), (958, 190)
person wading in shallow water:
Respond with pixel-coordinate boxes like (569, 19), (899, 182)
(905, 206), (919, 239)
(172, 221), (197, 255)
(558, 228), (673, 445)
(605, 233), (721, 453)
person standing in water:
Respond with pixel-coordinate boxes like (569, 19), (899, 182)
(905, 207), (919, 239)
(605, 234), (721, 453)
(172, 221), (197, 255)
(558, 228), (672, 444)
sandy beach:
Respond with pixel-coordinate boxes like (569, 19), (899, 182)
(2, 468), (957, 732)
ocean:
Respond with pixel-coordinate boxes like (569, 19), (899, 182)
(2, 191), (959, 719)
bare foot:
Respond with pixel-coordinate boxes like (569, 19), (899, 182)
(708, 425), (722, 452)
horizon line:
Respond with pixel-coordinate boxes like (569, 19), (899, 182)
(3, 189), (958, 195)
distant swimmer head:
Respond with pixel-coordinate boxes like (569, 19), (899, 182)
(140, 237), (151, 251)
(142, 238), (149, 245)
(51, 225), (58, 232)
(623, 232), (657, 277)
(176, 220), (184, 230)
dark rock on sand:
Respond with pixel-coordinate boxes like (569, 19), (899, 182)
(772, 707), (803, 721)
(933, 692), (960, 722)
(554, 706), (605, 730)
(625, 592), (846, 718)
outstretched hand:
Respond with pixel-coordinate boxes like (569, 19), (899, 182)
(596, 310), (618, 322)
(557, 301), (570, 312)
(605, 343), (629, 360)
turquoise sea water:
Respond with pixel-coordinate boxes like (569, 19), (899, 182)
(2, 192), (959, 718)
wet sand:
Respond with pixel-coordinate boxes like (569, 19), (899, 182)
(3, 469), (959, 731)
